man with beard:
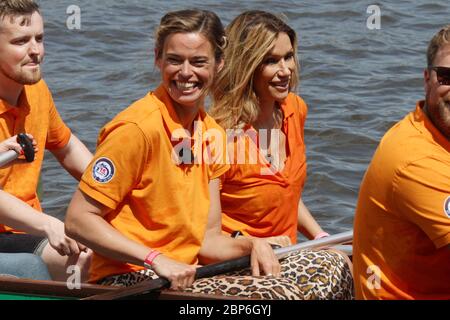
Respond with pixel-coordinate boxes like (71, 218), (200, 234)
(0, 0), (92, 281)
(353, 25), (450, 299)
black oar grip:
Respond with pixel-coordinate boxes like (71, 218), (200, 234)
(17, 133), (34, 162)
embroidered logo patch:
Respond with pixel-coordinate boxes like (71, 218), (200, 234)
(92, 158), (115, 183)
(444, 196), (450, 218)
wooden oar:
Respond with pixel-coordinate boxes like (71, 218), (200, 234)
(83, 230), (352, 300)
(0, 133), (35, 167)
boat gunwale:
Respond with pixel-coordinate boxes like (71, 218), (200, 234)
(0, 277), (246, 300)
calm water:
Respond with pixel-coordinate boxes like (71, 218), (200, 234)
(37, 0), (450, 238)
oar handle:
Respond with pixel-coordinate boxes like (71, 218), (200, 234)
(0, 133), (34, 167)
(17, 133), (35, 162)
(196, 256), (250, 279)
(195, 231), (353, 279)
(274, 230), (353, 257)
(0, 150), (20, 167)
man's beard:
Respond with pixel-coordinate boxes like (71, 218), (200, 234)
(14, 65), (42, 85)
(0, 59), (42, 86)
(425, 92), (450, 140)
(436, 99), (450, 140)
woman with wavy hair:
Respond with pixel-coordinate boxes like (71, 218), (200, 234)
(210, 10), (354, 299)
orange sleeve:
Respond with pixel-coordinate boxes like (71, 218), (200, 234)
(79, 122), (150, 210)
(45, 88), (71, 150)
(393, 158), (450, 248)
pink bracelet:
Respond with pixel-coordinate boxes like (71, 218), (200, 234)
(144, 249), (162, 269)
(314, 232), (330, 240)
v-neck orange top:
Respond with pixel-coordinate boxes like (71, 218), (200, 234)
(220, 93), (308, 244)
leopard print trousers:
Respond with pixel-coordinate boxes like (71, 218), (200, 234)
(98, 249), (354, 300)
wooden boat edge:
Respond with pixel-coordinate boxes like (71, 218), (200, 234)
(0, 277), (247, 300)
(0, 242), (353, 300)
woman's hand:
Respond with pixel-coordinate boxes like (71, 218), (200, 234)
(151, 254), (197, 290)
(249, 238), (281, 277)
(265, 235), (292, 248)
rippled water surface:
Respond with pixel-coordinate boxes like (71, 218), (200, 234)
(38, 0), (450, 238)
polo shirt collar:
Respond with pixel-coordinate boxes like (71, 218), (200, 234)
(279, 95), (295, 120)
(413, 100), (450, 151)
(0, 87), (30, 117)
(153, 85), (205, 141)
(0, 99), (14, 116)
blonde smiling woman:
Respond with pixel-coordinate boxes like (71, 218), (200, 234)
(210, 10), (354, 299)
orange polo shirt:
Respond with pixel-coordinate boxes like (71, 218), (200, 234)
(79, 85), (229, 283)
(0, 80), (71, 233)
(353, 101), (450, 300)
(220, 93), (308, 244)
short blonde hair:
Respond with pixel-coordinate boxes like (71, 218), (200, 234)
(427, 25), (450, 67)
(210, 10), (299, 129)
(155, 9), (225, 62)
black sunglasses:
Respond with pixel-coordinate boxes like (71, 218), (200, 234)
(431, 66), (450, 86)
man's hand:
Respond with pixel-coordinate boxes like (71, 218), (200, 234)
(44, 215), (87, 256)
(0, 134), (38, 154)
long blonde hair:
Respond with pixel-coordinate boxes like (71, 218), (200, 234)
(210, 10), (299, 129)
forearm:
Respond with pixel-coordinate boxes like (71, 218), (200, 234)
(198, 230), (253, 265)
(297, 199), (324, 239)
(198, 178), (280, 276)
(198, 178), (255, 264)
(0, 190), (56, 236)
(52, 134), (93, 181)
(65, 189), (149, 266)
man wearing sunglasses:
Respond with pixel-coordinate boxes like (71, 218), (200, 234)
(353, 26), (450, 299)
